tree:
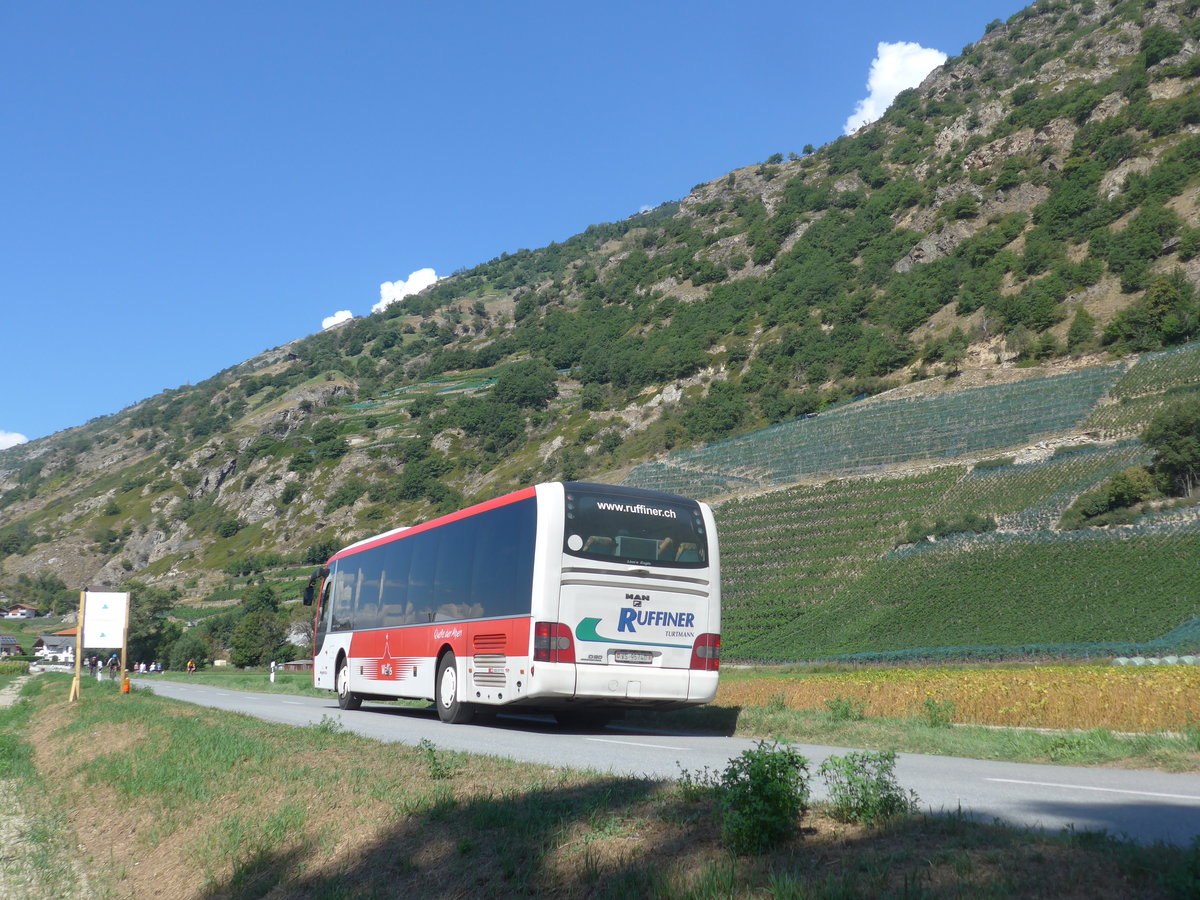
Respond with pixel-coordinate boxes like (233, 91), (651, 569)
(243, 584), (279, 615)
(229, 612), (287, 667)
(168, 631), (210, 671)
(491, 359), (558, 409)
(1066, 307), (1095, 354)
(1144, 395), (1200, 496)
(123, 580), (181, 664)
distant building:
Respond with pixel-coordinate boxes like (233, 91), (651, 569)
(0, 635), (24, 656)
(4, 604), (40, 619)
(33, 634), (75, 662)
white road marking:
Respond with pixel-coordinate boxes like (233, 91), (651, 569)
(986, 778), (1200, 802)
(586, 737), (687, 751)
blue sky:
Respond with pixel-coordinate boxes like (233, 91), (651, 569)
(1, 0), (1026, 446)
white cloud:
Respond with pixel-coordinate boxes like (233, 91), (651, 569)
(844, 41), (947, 135)
(372, 267), (440, 314)
(0, 431), (29, 450)
(322, 310), (353, 330)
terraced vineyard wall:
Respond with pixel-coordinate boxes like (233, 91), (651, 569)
(686, 344), (1200, 662)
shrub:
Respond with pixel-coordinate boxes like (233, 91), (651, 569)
(717, 740), (810, 854)
(825, 696), (867, 721)
(922, 697), (956, 728)
(819, 750), (919, 825)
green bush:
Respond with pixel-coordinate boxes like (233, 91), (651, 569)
(825, 696), (867, 721)
(922, 697), (956, 728)
(818, 750), (919, 825)
(717, 740), (810, 854)
(0, 660), (30, 676)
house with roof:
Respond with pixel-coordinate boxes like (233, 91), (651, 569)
(0, 635), (24, 656)
(33, 634), (75, 663)
(4, 604), (40, 619)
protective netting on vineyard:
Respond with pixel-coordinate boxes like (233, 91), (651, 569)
(625, 364), (1125, 497)
(1082, 340), (1200, 438)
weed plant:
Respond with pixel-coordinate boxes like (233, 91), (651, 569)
(824, 695), (867, 721)
(818, 750), (920, 825)
(716, 740), (811, 854)
(922, 696), (956, 728)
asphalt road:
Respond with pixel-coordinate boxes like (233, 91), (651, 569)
(135, 678), (1200, 847)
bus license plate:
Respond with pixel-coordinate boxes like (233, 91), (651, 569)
(614, 650), (653, 664)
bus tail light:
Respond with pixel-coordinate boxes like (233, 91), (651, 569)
(690, 633), (720, 671)
(533, 622), (575, 664)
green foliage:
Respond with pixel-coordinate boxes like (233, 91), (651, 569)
(215, 518), (241, 538)
(168, 631), (210, 671)
(1144, 394), (1200, 496)
(417, 738), (457, 780)
(229, 611), (288, 667)
(490, 359), (558, 409)
(1140, 23), (1183, 67)
(922, 697), (956, 728)
(325, 476), (369, 512)
(683, 382), (745, 441)
(1104, 272), (1200, 352)
(1067, 307), (1096, 354)
(124, 580), (182, 663)
(305, 537), (342, 566)
(716, 740), (810, 854)
(818, 751), (919, 825)
(903, 513), (997, 545)
(824, 696), (866, 721)
(1058, 463), (1156, 529)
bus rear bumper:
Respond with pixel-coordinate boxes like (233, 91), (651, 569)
(526, 662), (717, 709)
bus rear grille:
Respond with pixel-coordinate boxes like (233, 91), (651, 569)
(473, 653), (507, 687)
(473, 633), (507, 651)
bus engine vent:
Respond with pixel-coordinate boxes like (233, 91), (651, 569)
(473, 633), (507, 652)
(472, 653), (507, 687)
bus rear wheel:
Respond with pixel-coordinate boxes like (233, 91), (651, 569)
(337, 658), (362, 711)
(436, 652), (473, 724)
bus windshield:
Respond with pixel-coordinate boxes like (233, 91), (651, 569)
(562, 484), (708, 567)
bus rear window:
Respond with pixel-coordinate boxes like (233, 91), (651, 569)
(563, 487), (707, 567)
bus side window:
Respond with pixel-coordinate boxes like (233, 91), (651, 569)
(676, 543), (700, 562)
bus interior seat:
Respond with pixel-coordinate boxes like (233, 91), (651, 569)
(582, 536), (614, 555)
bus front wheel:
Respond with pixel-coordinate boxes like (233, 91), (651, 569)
(337, 658), (362, 711)
(436, 652), (473, 724)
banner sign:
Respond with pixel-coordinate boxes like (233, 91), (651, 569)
(82, 592), (130, 649)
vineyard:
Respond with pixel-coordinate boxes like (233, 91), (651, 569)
(626, 363), (1127, 497)
(685, 343), (1200, 662)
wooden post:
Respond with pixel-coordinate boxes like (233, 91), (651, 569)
(68, 589), (85, 702)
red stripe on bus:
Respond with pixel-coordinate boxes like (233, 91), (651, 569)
(329, 486), (537, 562)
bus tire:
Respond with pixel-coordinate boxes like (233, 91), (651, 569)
(336, 657), (362, 711)
(436, 652), (473, 724)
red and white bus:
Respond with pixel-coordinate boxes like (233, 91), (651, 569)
(304, 481), (720, 725)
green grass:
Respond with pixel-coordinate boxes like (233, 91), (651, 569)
(0, 677), (87, 899)
(9, 674), (1199, 898)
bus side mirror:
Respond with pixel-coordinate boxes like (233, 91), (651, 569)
(303, 567), (328, 606)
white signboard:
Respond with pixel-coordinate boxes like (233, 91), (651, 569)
(82, 592), (130, 649)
